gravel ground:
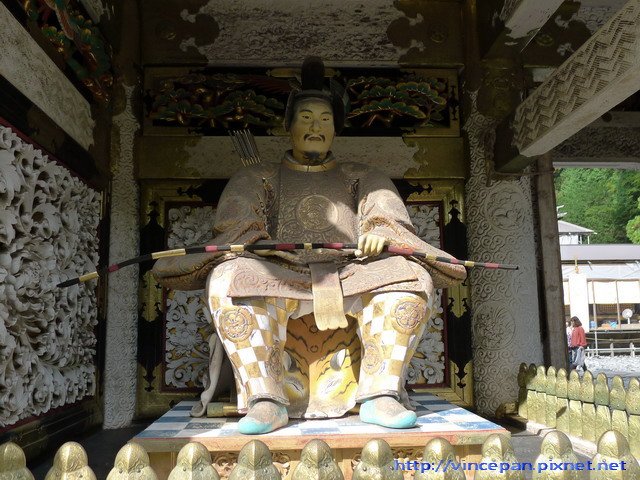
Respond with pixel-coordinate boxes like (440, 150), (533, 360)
(583, 355), (640, 385)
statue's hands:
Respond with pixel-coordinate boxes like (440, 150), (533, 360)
(253, 248), (276, 257)
(355, 233), (387, 257)
(250, 241), (277, 257)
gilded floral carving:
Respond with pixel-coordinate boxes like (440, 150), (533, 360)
(164, 290), (213, 388)
(406, 204), (445, 385)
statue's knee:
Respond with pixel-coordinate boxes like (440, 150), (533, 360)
(389, 295), (430, 334)
(215, 305), (256, 343)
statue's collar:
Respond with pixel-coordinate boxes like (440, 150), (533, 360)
(282, 151), (336, 172)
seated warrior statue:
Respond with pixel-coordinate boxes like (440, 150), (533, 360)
(153, 57), (466, 434)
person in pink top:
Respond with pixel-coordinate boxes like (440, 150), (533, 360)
(570, 316), (588, 372)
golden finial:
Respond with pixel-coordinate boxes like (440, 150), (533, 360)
(292, 439), (343, 480)
(555, 368), (568, 398)
(609, 376), (626, 410)
(476, 434), (523, 480)
(534, 431), (579, 480)
(627, 378), (640, 460)
(545, 366), (558, 428)
(168, 443), (219, 480)
(591, 431), (640, 479)
(580, 370), (594, 403)
(352, 439), (403, 480)
(44, 442), (96, 480)
(567, 370), (581, 401)
(625, 378), (640, 415)
(107, 442), (158, 479)
(415, 438), (464, 480)
(0, 442), (34, 480)
(594, 373), (610, 406)
(229, 440), (280, 480)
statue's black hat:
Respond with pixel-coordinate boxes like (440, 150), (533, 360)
(284, 56), (348, 134)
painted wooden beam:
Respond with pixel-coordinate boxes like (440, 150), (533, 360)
(0, 2), (95, 150)
(552, 112), (640, 169)
(494, 0), (640, 172)
(479, 0), (564, 59)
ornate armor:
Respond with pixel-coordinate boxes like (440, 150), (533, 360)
(273, 156), (358, 244)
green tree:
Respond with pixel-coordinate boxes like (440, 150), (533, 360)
(555, 168), (640, 244)
(627, 197), (640, 243)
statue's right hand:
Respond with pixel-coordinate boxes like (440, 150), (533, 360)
(253, 248), (277, 257)
(249, 241), (277, 257)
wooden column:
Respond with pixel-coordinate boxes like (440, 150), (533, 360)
(534, 153), (568, 368)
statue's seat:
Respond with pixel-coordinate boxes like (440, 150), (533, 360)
(280, 314), (362, 419)
(224, 313), (363, 419)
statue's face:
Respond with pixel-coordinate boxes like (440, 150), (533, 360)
(290, 98), (335, 164)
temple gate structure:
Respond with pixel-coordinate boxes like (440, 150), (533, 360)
(1, 0), (639, 464)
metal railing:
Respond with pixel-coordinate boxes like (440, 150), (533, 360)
(587, 329), (640, 357)
(587, 342), (637, 357)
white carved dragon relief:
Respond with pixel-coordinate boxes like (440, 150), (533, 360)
(0, 125), (100, 427)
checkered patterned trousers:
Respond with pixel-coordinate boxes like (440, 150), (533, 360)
(207, 270), (434, 409)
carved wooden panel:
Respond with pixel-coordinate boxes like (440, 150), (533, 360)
(143, 66), (460, 138)
(514, 0), (640, 157)
(0, 123), (103, 428)
(164, 206), (216, 390)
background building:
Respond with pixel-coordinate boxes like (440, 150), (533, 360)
(558, 219), (595, 245)
(562, 242), (640, 331)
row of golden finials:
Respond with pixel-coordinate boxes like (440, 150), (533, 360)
(517, 362), (640, 460)
(1, 430), (639, 480)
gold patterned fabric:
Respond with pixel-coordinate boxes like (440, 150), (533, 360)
(208, 268), (433, 417)
(152, 152), (466, 291)
(353, 292), (434, 402)
(212, 295), (294, 409)
(207, 267), (294, 410)
(308, 262), (347, 331)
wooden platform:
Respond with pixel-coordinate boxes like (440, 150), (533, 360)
(134, 393), (508, 479)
